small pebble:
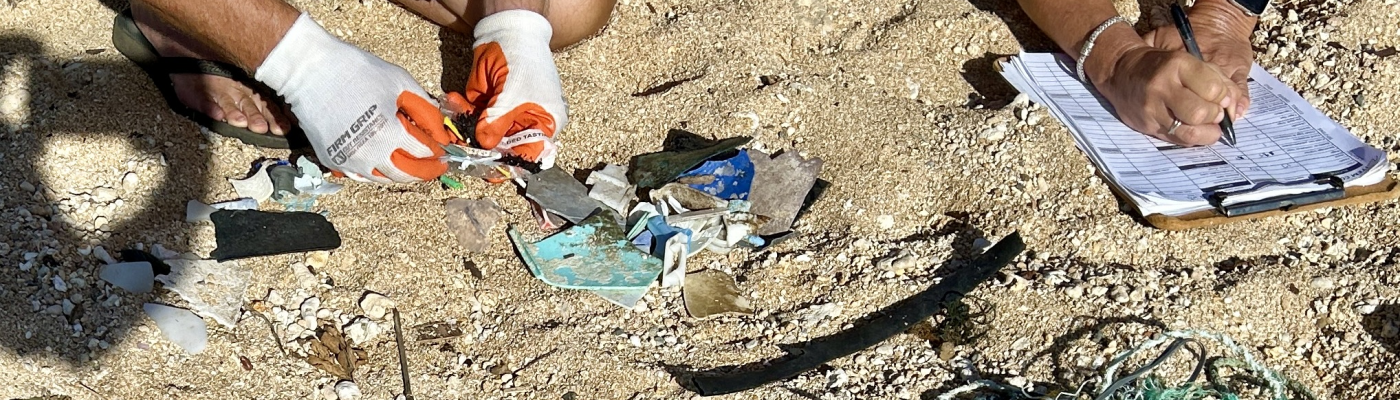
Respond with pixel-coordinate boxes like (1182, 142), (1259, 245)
(877, 215), (895, 230)
(334, 381), (360, 400)
(1309, 277), (1335, 291)
(121, 172), (139, 190)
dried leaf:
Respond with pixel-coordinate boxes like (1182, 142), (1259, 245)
(301, 324), (366, 380)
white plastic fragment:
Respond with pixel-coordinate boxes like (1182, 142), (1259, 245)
(99, 261), (155, 293)
(585, 164), (635, 213)
(150, 244), (179, 260)
(155, 258), (252, 328)
(186, 201), (217, 222)
(143, 303), (208, 354)
(229, 162), (276, 202)
(359, 292), (394, 320)
(93, 246), (117, 264)
(186, 198), (260, 222)
(295, 157), (344, 195)
(661, 232), (689, 288)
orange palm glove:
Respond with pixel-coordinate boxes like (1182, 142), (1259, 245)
(456, 10), (567, 169)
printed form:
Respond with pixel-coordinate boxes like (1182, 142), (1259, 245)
(998, 53), (1390, 216)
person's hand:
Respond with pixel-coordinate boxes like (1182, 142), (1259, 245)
(455, 10), (567, 170)
(1093, 45), (1238, 146)
(254, 13), (454, 183)
(1142, 0), (1258, 118)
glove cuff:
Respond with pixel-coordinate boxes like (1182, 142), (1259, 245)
(473, 10), (554, 49)
(255, 13), (349, 96)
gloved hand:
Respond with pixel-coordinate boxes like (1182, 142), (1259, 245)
(456, 10), (568, 169)
(255, 13), (454, 183)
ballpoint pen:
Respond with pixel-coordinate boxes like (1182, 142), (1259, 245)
(1169, 2), (1239, 146)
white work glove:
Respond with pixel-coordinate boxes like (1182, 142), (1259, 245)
(256, 13), (454, 183)
(447, 10), (567, 170)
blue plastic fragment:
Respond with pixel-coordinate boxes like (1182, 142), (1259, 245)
(677, 150), (754, 200)
(644, 215), (694, 254)
(508, 210), (663, 290)
(632, 230), (654, 252)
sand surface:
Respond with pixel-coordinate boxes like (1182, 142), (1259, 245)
(2, 0), (1400, 398)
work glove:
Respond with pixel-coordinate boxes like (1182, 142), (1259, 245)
(454, 10), (567, 170)
(255, 13), (454, 183)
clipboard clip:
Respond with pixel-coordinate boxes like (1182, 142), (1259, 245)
(1208, 174), (1346, 217)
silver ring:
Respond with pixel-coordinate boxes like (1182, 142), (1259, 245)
(1166, 119), (1182, 136)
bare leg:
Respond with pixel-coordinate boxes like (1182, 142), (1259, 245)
(130, 0), (294, 135)
(392, 0), (616, 50)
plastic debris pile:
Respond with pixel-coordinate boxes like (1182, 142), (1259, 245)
(438, 135), (823, 312)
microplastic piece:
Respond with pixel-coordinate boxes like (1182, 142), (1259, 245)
(143, 303), (209, 354)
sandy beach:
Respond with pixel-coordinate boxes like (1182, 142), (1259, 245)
(2, 0), (1400, 398)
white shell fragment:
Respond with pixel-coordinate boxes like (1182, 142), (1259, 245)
(334, 381), (361, 400)
(359, 292), (394, 320)
(143, 303), (208, 354)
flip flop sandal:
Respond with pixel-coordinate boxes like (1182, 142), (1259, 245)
(111, 9), (295, 149)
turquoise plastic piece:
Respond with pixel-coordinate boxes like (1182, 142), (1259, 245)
(508, 210), (663, 289)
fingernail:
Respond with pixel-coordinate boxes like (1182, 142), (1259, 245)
(1216, 110), (1225, 123)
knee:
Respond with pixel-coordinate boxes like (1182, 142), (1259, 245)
(548, 0), (616, 50)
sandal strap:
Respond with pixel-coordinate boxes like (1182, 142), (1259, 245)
(157, 57), (253, 83)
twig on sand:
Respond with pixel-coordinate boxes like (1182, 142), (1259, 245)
(393, 308), (413, 400)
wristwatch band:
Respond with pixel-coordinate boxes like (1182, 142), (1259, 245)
(1226, 0), (1268, 17)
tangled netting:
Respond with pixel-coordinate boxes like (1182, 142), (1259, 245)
(935, 330), (1319, 400)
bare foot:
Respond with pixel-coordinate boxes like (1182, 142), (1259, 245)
(131, 3), (294, 136)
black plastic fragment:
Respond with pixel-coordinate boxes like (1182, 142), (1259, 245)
(209, 210), (341, 261)
(119, 249), (172, 276)
(687, 232), (1026, 396)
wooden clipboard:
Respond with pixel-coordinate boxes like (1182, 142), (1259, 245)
(1118, 175), (1400, 230)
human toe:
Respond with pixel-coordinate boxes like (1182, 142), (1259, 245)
(239, 95), (271, 134)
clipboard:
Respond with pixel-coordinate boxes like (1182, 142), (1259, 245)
(1112, 174), (1400, 230)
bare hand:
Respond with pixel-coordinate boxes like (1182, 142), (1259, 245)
(1142, 2), (1257, 118)
(1096, 45), (1237, 146)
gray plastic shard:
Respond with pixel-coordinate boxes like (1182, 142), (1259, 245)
(747, 150), (823, 235)
(99, 261), (154, 293)
(524, 167), (608, 224)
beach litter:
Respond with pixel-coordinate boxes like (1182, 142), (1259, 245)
(143, 303), (208, 355)
(488, 134), (822, 310)
(209, 210), (342, 261)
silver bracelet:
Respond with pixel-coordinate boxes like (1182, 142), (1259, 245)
(1076, 16), (1127, 83)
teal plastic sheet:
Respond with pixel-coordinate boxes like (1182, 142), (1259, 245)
(509, 210), (663, 289)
